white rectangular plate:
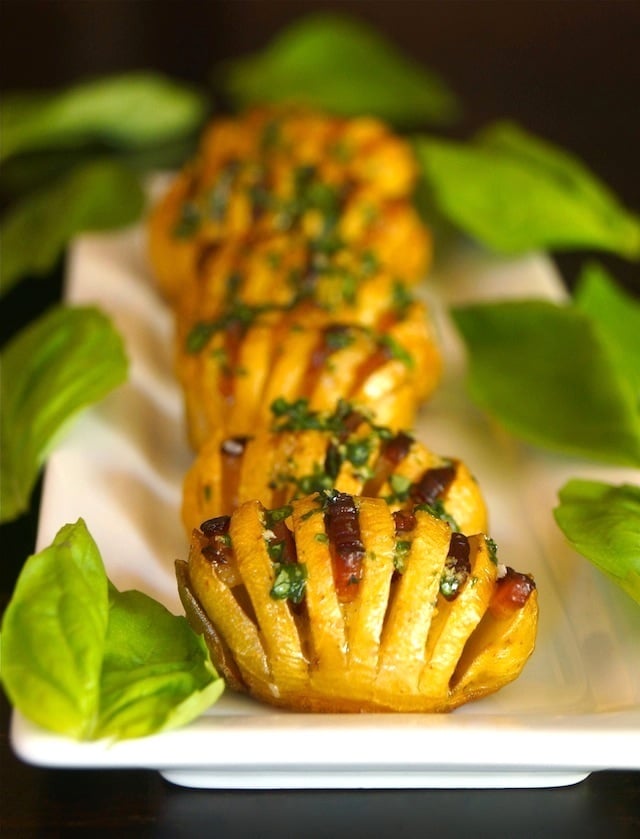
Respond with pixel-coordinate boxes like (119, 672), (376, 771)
(11, 223), (640, 789)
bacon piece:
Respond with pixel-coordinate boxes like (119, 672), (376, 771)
(440, 532), (471, 601)
(393, 509), (416, 533)
(324, 491), (365, 602)
(362, 431), (413, 496)
(200, 515), (233, 566)
(490, 568), (536, 618)
(410, 464), (456, 506)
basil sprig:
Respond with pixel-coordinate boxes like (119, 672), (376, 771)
(1, 72), (207, 162)
(554, 480), (640, 606)
(0, 305), (128, 523)
(219, 13), (460, 127)
(414, 121), (640, 260)
(0, 519), (224, 739)
(574, 262), (640, 399)
(1, 160), (145, 296)
(1, 72), (208, 296)
(451, 265), (640, 467)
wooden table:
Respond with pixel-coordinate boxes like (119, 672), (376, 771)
(1, 2), (639, 834)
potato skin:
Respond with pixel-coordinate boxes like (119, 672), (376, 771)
(178, 495), (537, 713)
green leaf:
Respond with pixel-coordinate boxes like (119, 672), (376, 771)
(554, 479), (640, 605)
(0, 305), (128, 523)
(574, 262), (640, 399)
(414, 122), (640, 258)
(451, 298), (640, 466)
(96, 586), (223, 739)
(0, 159), (145, 295)
(220, 13), (460, 127)
(0, 519), (109, 738)
(0, 72), (208, 162)
(0, 520), (224, 740)
(0, 134), (198, 200)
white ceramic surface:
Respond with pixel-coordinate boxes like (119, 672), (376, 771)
(11, 225), (640, 789)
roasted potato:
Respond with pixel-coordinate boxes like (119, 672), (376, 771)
(177, 492), (537, 712)
(176, 299), (441, 449)
(182, 399), (487, 538)
(147, 107), (430, 306)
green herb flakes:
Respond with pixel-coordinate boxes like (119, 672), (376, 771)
(270, 563), (308, 604)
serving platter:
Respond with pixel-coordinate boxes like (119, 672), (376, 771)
(10, 220), (640, 789)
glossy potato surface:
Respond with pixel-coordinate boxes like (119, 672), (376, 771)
(178, 494), (537, 713)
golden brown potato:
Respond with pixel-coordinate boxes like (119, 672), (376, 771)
(177, 492), (537, 712)
(147, 107), (442, 452)
(176, 299), (441, 449)
(182, 399), (487, 538)
(147, 107), (431, 308)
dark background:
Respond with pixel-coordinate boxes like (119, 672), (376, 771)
(1, 1), (639, 835)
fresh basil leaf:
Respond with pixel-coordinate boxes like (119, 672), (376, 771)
(0, 159), (145, 295)
(451, 299), (640, 466)
(554, 479), (640, 605)
(0, 305), (128, 523)
(1, 72), (207, 162)
(0, 519), (109, 738)
(414, 123), (640, 259)
(0, 519), (224, 740)
(96, 586), (224, 739)
(220, 13), (460, 126)
(0, 134), (198, 201)
(574, 262), (640, 399)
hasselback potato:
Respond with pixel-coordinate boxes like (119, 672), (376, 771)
(176, 492), (537, 712)
(148, 107), (430, 306)
(182, 398), (487, 538)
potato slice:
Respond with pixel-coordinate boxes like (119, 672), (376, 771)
(419, 535), (498, 698)
(230, 501), (308, 697)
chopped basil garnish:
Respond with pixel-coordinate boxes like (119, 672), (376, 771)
(324, 326), (356, 352)
(270, 397), (359, 432)
(379, 334), (415, 368)
(388, 473), (412, 502)
(324, 443), (342, 481)
(414, 500), (459, 531)
(296, 464), (335, 495)
(484, 536), (499, 565)
(393, 539), (412, 573)
(440, 559), (468, 600)
(391, 281), (414, 317)
(185, 301), (281, 353)
(344, 437), (373, 467)
(267, 539), (285, 562)
(264, 505), (293, 527)
(270, 563), (308, 604)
